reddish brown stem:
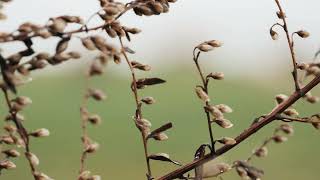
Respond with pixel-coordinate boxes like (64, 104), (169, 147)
(157, 74), (320, 180)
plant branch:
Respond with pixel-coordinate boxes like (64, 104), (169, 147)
(274, 0), (300, 91)
(157, 73), (320, 180)
(119, 37), (152, 179)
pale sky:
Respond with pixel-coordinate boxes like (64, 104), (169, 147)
(1, 0), (320, 77)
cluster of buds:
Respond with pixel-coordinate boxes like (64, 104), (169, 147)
(133, 0), (178, 16)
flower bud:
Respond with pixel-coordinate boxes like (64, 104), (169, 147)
(30, 128), (50, 137)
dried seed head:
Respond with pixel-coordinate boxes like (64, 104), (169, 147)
(0, 135), (15, 144)
(208, 72), (224, 80)
(276, 11), (286, 19)
(197, 43), (214, 52)
(202, 162), (231, 178)
(280, 123), (294, 135)
(81, 37), (97, 51)
(215, 104), (233, 113)
(86, 142), (100, 153)
(88, 114), (102, 125)
(283, 108), (299, 117)
(273, 135), (288, 143)
(254, 147), (268, 158)
(217, 137), (236, 145)
(275, 94), (288, 104)
(235, 166), (248, 178)
(270, 29), (279, 40)
(296, 30), (310, 38)
(33, 171), (54, 180)
(207, 40), (223, 48)
(153, 132), (168, 141)
(205, 105), (223, 119)
(141, 96), (156, 105)
(25, 152), (39, 166)
(88, 88), (107, 101)
(30, 128), (50, 137)
(2, 149), (20, 158)
(195, 87), (210, 102)
(306, 95), (319, 104)
(78, 170), (91, 180)
(213, 119), (234, 129)
(0, 160), (16, 169)
(14, 96), (32, 106)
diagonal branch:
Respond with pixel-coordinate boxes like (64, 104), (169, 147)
(157, 74), (320, 180)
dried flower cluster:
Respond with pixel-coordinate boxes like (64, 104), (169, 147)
(0, 0), (319, 180)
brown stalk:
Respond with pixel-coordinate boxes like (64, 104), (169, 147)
(274, 0), (300, 91)
(118, 37), (152, 179)
(157, 73), (320, 180)
(192, 49), (215, 150)
(1, 87), (37, 179)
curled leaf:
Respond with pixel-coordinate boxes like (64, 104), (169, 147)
(148, 153), (181, 166)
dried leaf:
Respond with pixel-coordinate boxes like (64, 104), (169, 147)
(148, 153), (181, 166)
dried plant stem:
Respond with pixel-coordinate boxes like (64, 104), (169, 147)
(157, 74), (320, 180)
(274, 0), (300, 91)
(193, 49), (215, 150)
(1, 88), (37, 179)
(79, 75), (90, 174)
(119, 37), (152, 179)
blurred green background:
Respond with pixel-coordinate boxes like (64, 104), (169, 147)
(0, 62), (319, 180)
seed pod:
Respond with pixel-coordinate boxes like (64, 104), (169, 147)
(30, 128), (50, 137)
(50, 18), (67, 33)
(195, 87), (210, 102)
(0, 160), (16, 169)
(88, 88), (107, 101)
(205, 105), (223, 119)
(122, 27), (141, 34)
(213, 119), (233, 129)
(78, 171), (91, 180)
(89, 175), (101, 180)
(25, 152), (40, 166)
(14, 96), (32, 106)
(88, 114), (102, 125)
(215, 104), (233, 113)
(60, 15), (83, 24)
(280, 123), (294, 135)
(81, 37), (97, 50)
(270, 28), (279, 40)
(0, 135), (15, 144)
(273, 135), (288, 143)
(217, 137), (236, 145)
(3, 124), (17, 132)
(149, 1), (164, 14)
(202, 162), (231, 178)
(141, 96), (156, 105)
(207, 72), (224, 80)
(207, 40), (223, 48)
(306, 95), (319, 104)
(198, 43), (214, 52)
(56, 37), (70, 54)
(296, 30), (310, 38)
(33, 171), (54, 180)
(68, 51), (81, 59)
(306, 66), (320, 76)
(275, 94), (288, 104)
(106, 27), (117, 38)
(153, 132), (169, 141)
(254, 147), (268, 158)
(283, 108), (299, 117)
(235, 166), (248, 178)
(276, 11), (286, 19)
(86, 142), (100, 153)
(297, 63), (309, 70)
(89, 60), (104, 76)
(2, 149), (20, 158)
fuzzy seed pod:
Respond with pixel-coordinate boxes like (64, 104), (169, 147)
(254, 147), (268, 158)
(207, 40), (223, 47)
(296, 30), (310, 38)
(81, 37), (97, 50)
(270, 29), (279, 40)
(0, 135), (15, 144)
(306, 95), (319, 104)
(141, 96), (156, 105)
(86, 142), (100, 153)
(88, 88), (107, 101)
(195, 87), (210, 102)
(198, 44), (214, 52)
(280, 124), (294, 135)
(213, 119), (234, 129)
(275, 94), (288, 104)
(208, 72), (224, 80)
(153, 132), (168, 141)
(2, 149), (20, 158)
(283, 108), (299, 117)
(217, 137), (236, 145)
(30, 128), (50, 137)
(50, 18), (67, 33)
(205, 105), (224, 119)
(14, 96), (32, 106)
(0, 160), (16, 169)
(276, 11), (286, 19)
(215, 104), (233, 113)
(235, 166), (248, 178)
(273, 135), (288, 143)
(88, 114), (102, 125)
(33, 171), (54, 180)
(25, 152), (40, 166)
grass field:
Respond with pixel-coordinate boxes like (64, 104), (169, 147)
(0, 66), (319, 180)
